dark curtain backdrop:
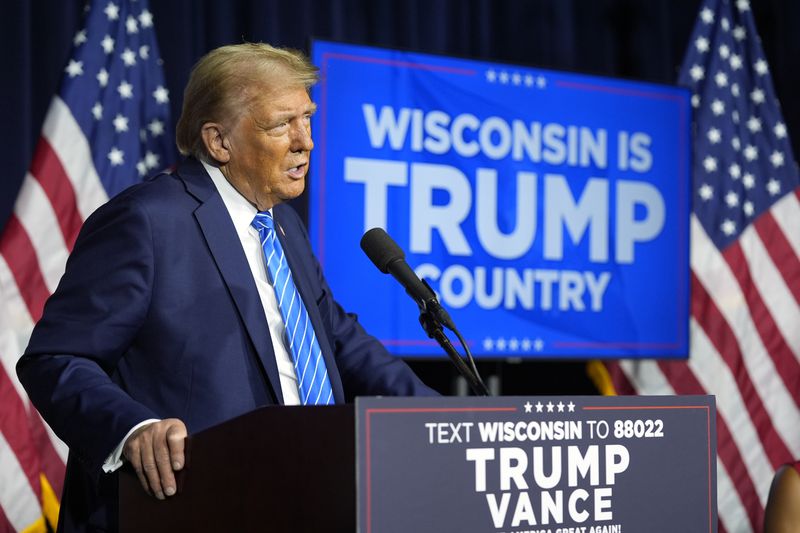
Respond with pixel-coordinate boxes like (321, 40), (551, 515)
(2, 0), (799, 394)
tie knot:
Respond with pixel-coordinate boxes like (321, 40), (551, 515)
(251, 211), (274, 233)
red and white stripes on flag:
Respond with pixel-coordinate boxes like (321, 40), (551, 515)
(598, 0), (800, 531)
(0, 1), (173, 530)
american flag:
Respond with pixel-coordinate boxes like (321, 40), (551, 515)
(0, 1), (173, 530)
(599, 0), (800, 530)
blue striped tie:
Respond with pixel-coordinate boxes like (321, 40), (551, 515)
(251, 211), (334, 405)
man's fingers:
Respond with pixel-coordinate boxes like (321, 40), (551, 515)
(165, 421), (187, 471)
(126, 439), (150, 496)
(153, 426), (177, 497)
(122, 418), (187, 499)
(139, 430), (165, 500)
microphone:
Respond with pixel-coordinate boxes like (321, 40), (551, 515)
(360, 228), (455, 331)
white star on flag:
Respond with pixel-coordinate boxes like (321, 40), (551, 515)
(65, 60), (84, 77)
(707, 127), (721, 143)
(144, 151), (160, 169)
(750, 88), (765, 104)
(126, 15), (138, 34)
(703, 156), (718, 172)
(97, 68), (109, 87)
(112, 114), (129, 133)
(91, 102), (103, 120)
(698, 183), (714, 200)
(774, 122), (787, 139)
(766, 178), (781, 195)
(121, 48), (137, 66)
(101, 34), (114, 54)
(754, 59), (769, 75)
(139, 9), (154, 27)
(147, 119), (164, 136)
(153, 85), (169, 104)
(743, 144), (758, 161)
(733, 26), (746, 40)
(725, 191), (739, 207)
(74, 30), (87, 46)
(104, 1), (119, 20)
(695, 36), (709, 52)
(770, 150), (785, 168)
(108, 147), (124, 166)
(743, 201), (754, 216)
(711, 99), (725, 115)
(746, 116), (762, 133)
(729, 163), (741, 179)
(721, 219), (736, 235)
(742, 173), (755, 189)
(118, 80), (134, 99)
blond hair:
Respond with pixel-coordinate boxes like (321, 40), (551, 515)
(175, 42), (319, 160)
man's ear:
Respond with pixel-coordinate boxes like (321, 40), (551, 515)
(200, 123), (230, 164)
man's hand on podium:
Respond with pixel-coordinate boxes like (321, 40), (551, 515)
(123, 418), (188, 500)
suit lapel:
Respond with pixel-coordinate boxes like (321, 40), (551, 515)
(179, 159), (285, 404)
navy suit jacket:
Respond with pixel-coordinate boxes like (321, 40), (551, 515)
(17, 158), (436, 532)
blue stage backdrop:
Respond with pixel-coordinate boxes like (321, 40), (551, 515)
(309, 40), (691, 359)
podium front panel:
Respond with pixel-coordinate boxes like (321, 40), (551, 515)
(357, 395), (717, 533)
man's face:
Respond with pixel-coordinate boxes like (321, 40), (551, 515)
(221, 84), (316, 210)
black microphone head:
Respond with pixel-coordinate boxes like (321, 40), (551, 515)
(360, 227), (405, 274)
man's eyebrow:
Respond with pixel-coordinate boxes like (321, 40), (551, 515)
(269, 103), (318, 121)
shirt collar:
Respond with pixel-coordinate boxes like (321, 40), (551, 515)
(202, 161), (270, 232)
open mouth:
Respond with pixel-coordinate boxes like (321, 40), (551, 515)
(286, 163), (307, 178)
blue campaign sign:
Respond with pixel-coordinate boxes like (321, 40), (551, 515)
(309, 40), (691, 358)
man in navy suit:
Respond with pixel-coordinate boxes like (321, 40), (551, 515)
(17, 42), (436, 532)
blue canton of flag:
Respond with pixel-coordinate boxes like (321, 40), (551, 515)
(681, 0), (799, 248)
(62, 0), (175, 195)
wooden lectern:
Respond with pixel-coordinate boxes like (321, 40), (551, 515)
(118, 405), (355, 532)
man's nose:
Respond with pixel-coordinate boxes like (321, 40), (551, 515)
(291, 123), (313, 152)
